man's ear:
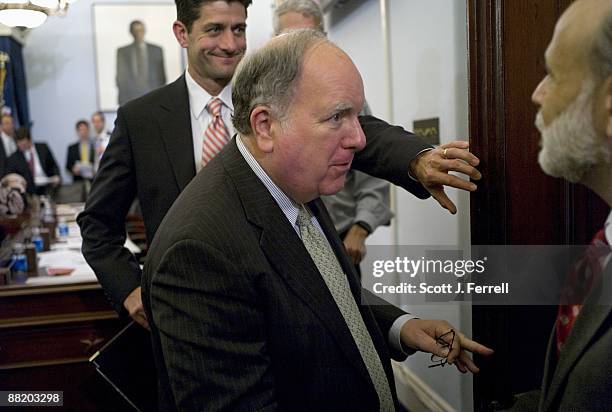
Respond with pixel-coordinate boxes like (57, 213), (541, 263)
(250, 106), (276, 153)
(173, 21), (189, 48)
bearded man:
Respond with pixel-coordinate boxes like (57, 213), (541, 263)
(530, 0), (611, 410)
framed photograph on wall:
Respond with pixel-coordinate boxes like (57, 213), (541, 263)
(92, 3), (185, 112)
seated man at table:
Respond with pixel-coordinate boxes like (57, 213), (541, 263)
(6, 127), (61, 195)
(143, 30), (493, 412)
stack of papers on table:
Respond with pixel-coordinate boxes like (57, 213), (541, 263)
(27, 249), (97, 285)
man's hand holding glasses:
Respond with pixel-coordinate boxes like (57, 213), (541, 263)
(400, 319), (494, 373)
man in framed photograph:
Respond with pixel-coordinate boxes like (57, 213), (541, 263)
(116, 20), (167, 106)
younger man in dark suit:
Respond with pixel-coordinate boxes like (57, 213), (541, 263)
(66, 119), (95, 181)
(6, 127), (60, 195)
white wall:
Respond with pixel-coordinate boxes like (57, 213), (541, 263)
(327, 0), (472, 410)
(26, 0), (176, 181)
(390, 1), (471, 411)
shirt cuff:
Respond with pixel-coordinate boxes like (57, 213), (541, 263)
(354, 221), (372, 235)
(389, 314), (420, 356)
(408, 147), (434, 182)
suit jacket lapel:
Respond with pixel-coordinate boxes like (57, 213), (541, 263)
(0, 137), (6, 159)
(0, 139), (6, 175)
(221, 140), (376, 388)
(35, 143), (51, 177)
(34, 143), (44, 173)
(539, 322), (558, 412)
(540, 261), (612, 411)
(156, 75), (196, 191)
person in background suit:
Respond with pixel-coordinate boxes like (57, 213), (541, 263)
(6, 127), (60, 195)
(142, 29), (493, 412)
(66, 119), (95, 181)
(91, 111), (111, 173)
(274, 0), (393, 271)
(116, 20), (166, 106)
(519, 0), (611, 410)
(78, 0), (481, 331)
(0, 113), (17, 177)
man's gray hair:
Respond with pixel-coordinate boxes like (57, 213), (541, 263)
(273, 0), (325, 35)
(590, 7), (612, 81)
(232, 29), (327, 135)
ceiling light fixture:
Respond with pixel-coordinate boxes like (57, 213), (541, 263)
(0, 0), (74, 29)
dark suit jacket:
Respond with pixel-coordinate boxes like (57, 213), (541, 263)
(116, 42), (166, 106)
(77, 74), (431, 314)
(66, 142), (95, 181)
(0, 138), (9, 178)
(6, 143), (60, 194)
(142, 139), (410, 411)
(537, 260), (611, 411)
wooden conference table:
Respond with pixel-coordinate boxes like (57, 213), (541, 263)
(0, 204), (139, 411)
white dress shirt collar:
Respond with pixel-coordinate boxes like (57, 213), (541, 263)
(24, 146), (48, 182)
(236, 135), (322, 234)
(185, 68), (233, 119)
(95, 130), (110, 140)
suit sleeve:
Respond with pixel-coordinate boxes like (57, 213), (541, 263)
(5, 154), (33, 193)
(39, 143), (60, 179)
(147, 239), (278, 411)
(116, 48), (127, 90)
(354, 115), (432, 199)
(66, 145), (76, 175)
(362, 290), (410, 361)
(158, 46), (166, 85)
(0, 142), (7, 178)
(77, 108), (141, 314)
(5, 154), (19, 175)
(351, 171), (393, 232)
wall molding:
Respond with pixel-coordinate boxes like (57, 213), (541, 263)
(393, 361), (455, 412)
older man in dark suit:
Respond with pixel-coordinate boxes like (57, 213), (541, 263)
(142, 30), (493, 412)
(528, 0), (612, 410)
(78, 0), (482, 332)
(116, 20), (166, 106)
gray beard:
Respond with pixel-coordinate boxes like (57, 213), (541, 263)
(535, 80), (610, 183)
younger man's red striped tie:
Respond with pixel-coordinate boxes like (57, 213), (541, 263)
(201, 97), (230, 168)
